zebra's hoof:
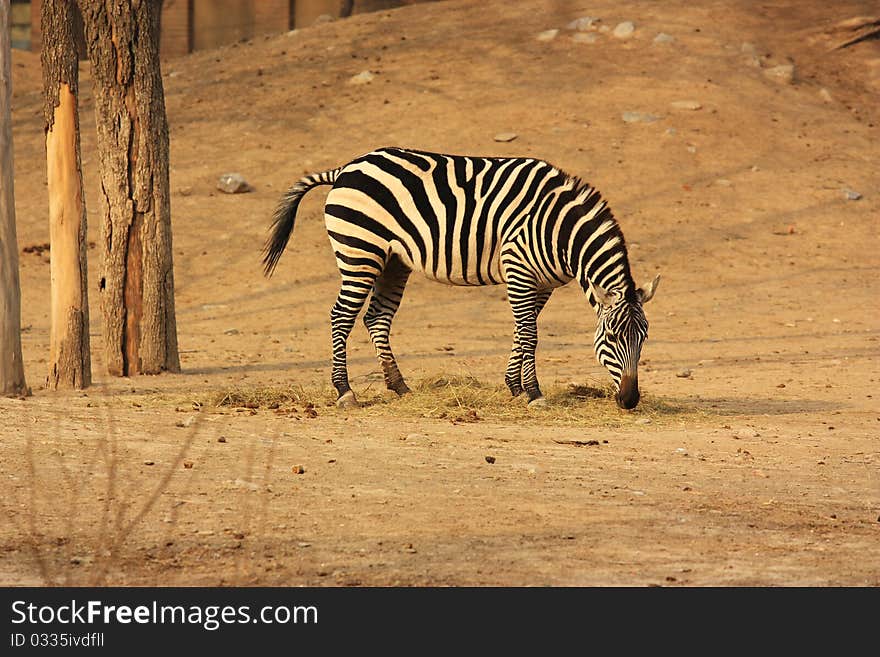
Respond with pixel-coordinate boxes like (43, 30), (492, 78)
(508, 386), (524, 397)
(527, 396), (547, 409)
(336, 390), (359, 409)
(393, 384), (411, 396)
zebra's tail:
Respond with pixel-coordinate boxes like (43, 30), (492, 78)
(262, 167), (342, 277)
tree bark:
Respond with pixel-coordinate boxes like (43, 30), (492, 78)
(77, 0), (179, 376)
(42, 0), (91, 389)
(0, 0), (29, 397)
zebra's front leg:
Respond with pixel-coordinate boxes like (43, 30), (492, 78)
(330, 285), (372, 408)
(507, 287), (544, 406)
(506, 289), (552, 399)
(505, 331), (524, 397)
(364, 257), (411, 396)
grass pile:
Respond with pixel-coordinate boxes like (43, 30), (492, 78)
(205, 374), (699, 427)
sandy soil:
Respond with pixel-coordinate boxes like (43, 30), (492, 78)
(1, 0), (878, 586)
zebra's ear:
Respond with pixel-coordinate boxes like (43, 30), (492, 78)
(589, 280), (616, 307)
(637, 275), (661, 304)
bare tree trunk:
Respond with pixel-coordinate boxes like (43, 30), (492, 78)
(0, 0), (29, 397)
(77, 0), (180, 376)
(42, 0), (91, 389)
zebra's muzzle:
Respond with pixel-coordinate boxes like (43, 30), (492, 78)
(616, 374), (640, 409)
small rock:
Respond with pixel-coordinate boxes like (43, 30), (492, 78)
(224, 328), (239, 335)
(349, 70), (374, 85)
(144, 460), (155, 466)
(536, 29), (559, 42)
(634, 418), (652, 425)
(183, 460), (194, 469)
(291, 465), (305, 474)
(572, 32), (599, 44)
(843, 189), (861, 201)
(493, 132), (518, 142)
(764, 64), (795, 85)
(776, 383), (786, 388)
(676, 369), (692, 378)
(485, 455), (496, 464)
(819, 88), (834, 103)
(403, 543), (417, 554)
(218, 436), (227, 443)
(566, 17), (598, 31)
(217, 173), (251, 194)
(653, 33), (675, 44)
(613, 21), (635, 38)
(297, 541), (311, 548)
(622, 111), (660, 123)
(670, 100), (702, 110)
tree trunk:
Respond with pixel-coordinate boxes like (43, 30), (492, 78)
(77, 0), (180, 376)
(0, 0), (29, 397)
(42, 0), (91, 389)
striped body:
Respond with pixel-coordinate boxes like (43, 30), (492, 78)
(264, 147), (659, 409)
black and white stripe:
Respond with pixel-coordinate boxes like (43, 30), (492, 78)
(264, 147), (659, 409)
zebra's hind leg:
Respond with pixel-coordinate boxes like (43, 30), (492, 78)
(363, 256), (412, 395)
(504, 289), (552, 398)
(330, 272), (377, 408)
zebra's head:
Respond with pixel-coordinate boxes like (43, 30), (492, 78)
(589, 275), (660, 409)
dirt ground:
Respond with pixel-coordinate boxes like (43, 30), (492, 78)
(1, 0), (878, 586)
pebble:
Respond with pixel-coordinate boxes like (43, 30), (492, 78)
(622, 111), (660, 123)
(676, 369), (692, 378)
(536, 29), (559, 42)
(493, 132), (518, 142)
(143, 460), (155, 466)
(218, 436), (227, 443)
(843, 189), (861, 201)
(819, 88), (834, 103)
(572, 32), (599, 44)
(634, 418), (652, 425)
(653, 33), (674, 44)
(223, 328), (239, 335)
(485, 455), (496, 464)
(670, 100), (702, 110)
(613, 21), (635, 38)
(763, 64), (795, 85)
(183, 460), (194, 469)
(566, 17), (598, 31)
(291, 465), (305, 474)
(216, 173), (251, 194)
(349, 70), (374, 85)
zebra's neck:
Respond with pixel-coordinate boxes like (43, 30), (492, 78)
(556, 189), (636, 311)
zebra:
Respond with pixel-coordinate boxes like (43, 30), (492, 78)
(263, 147), (659, 410)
